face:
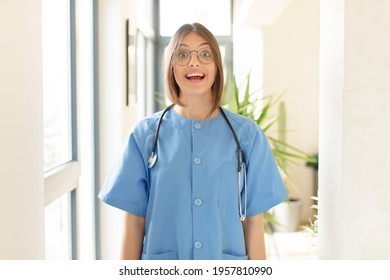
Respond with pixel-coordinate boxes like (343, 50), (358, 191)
(173, 32), (217, 100)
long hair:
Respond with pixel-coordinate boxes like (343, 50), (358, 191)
(163, 23), (224, 116)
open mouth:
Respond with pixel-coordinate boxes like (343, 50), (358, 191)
(186, 73), (205, 81)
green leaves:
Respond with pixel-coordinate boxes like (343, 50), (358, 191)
(301, 196), (318, 237)
(222, 71), (280, 130)
(222, 71), (318, 196)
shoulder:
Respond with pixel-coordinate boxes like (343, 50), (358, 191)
(221, 107), (262, 139)
(128, 110), (163, 149)
(221, 108), (270, 157)
(132, 110), (162, 134)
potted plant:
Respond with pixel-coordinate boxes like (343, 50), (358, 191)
(301, 196), (318, 237)
(222, 71), (317, 232)
(301, 154), (319, 237)
(269, 101), (304, 232)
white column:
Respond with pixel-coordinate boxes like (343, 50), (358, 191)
(0, 0), (45, 259)
(319, 0), (390, 259)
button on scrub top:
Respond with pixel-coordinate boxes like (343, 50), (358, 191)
(98, 108), (288, 260)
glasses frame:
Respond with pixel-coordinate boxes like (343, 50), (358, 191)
(174, 48), (214, 66)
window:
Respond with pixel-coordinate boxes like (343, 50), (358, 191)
(42, 0), (78, 260)
(136, 29), (156, 118)
(159, 0), (232, 37)
(42, 0), (73, 172)
(44, 193), (72, 259)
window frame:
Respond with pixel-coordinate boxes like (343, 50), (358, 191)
(43, 0), (79, 260)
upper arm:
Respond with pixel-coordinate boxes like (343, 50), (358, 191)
(245, 128), (288, 216)
(242, 213), (266, 260)
(121, 213), (146, 260)
(124, 212), (146, 228)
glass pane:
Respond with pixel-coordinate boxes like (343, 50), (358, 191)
(220, 45), (226, 68)
(137, 32), (146, 118)
(159, 0), (231, 36)
(42, 0), (72, 171)
(45, 194), (71, 260)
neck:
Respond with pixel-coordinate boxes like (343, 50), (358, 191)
(175, 95), (218, 120)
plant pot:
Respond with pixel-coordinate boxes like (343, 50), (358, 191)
(271, 199), (303, 232)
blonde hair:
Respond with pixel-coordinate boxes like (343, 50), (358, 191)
(163, 23), (224, 116)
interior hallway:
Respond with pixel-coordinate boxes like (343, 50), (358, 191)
(1, 0), (390, 260)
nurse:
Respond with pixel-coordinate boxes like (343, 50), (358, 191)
(98, 22), (287, 260)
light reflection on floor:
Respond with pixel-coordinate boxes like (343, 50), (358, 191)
(265, 231), (318, 260)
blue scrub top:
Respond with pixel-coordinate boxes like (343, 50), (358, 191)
(98, 107), (287, 260)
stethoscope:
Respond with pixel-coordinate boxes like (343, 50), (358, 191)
(148, 104), (247, 221)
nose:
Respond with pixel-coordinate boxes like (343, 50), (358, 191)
(189, 51), (200, 66)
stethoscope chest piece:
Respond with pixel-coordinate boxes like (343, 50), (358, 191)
(148, 153), (157, 168)
(148, 104), (174, 169)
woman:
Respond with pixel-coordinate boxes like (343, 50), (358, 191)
(98, 23), (287, 260)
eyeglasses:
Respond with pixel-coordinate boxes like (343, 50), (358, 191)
(174, 48), (214, 66)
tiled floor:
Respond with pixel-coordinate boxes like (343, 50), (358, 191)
(265, 231), (318, 259)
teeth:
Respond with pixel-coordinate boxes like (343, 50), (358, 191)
(186, 73), (204, 77)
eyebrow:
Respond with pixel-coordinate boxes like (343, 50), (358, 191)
(179, 42), (210, 49)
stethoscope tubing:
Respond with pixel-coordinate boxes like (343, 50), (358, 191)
(148, 104), (247, 220)
(148, 104), (175, 169)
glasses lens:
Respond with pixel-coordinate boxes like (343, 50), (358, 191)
(198, 49), (213, 64)
(174, 49), (214, 65)
(175, 50), (190, 66)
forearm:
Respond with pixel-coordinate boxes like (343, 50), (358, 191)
(121, 213), (146, 260)
(242, 213), (266, 260)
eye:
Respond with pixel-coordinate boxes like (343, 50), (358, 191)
(199, 49), (212, 58)
(176, 50), (189, 59)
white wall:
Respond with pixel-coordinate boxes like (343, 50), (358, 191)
(0, 0), (45, 259)
(97, 0), (155, 259)
(98, 0), (136, 260)
(319, 0), (390, 259)
(262, 0), (320, 223)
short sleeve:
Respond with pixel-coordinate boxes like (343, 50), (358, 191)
(98, 132), (148, 216)
(245, 127), (288, 217)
